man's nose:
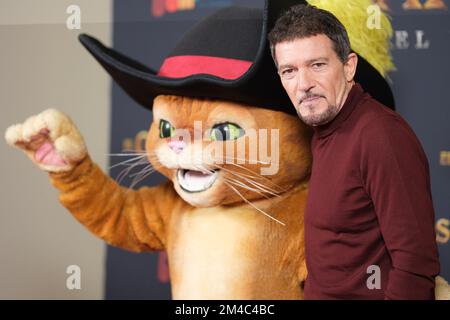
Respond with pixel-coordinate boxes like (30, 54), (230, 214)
(168, 140), (186, 154)
(296, 70), (314, 93)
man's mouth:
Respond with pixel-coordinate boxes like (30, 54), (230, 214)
(300, 95), (322, 105)
(177, 168), (220, 193)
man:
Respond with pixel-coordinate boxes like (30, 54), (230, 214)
(268, 4), (440, 299)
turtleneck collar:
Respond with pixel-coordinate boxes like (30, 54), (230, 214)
(312, 83), (366, 139)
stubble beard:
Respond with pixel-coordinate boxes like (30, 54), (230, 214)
(297, 103), (340, 127)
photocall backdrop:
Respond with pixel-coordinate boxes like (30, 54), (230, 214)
(105, 0), (450, 299)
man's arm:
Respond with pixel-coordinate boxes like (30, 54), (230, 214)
(360, 115), (440, 300)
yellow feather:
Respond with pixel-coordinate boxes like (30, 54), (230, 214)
(307, 0), (395, 77)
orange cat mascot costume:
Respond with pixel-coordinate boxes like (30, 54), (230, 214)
(5, 0), (450, 299)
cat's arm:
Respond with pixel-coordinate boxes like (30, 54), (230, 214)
(5, 109), (177, 252)
(48, 156), (176, 252)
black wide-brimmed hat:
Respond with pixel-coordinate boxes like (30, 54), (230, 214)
(79, 0), (395, 115)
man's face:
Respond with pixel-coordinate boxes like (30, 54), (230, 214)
(274, 34), (357, 126)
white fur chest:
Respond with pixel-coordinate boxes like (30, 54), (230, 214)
(167, 205), (262, 299)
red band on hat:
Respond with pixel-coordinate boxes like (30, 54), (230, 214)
(158, 55), (252, 80)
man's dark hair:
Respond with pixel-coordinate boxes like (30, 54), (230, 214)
(268, 4), (351, 67)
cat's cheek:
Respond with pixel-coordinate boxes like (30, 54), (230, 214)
(148, 159), (173, 181)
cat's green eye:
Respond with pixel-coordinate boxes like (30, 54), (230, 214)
(159, 119), (175, 138)
(210, 122), (245, 141)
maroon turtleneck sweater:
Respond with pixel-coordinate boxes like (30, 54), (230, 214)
(303, 83), (440, 300)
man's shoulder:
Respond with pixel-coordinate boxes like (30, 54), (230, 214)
(357, 94), (398, 122)
(355, 95), (410, 137)
(354, 96), (425, 158)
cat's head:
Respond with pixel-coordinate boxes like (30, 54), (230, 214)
(146, 95), (312, 208)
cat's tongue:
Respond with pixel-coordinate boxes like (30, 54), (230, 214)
(178, 169), (218, 192)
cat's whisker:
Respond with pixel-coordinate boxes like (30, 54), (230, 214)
(244, 179), (282, 197)
(108, 153), (149, 156)
(211, 161), (259, 179)
(220, 156), (271, 165)
(224, 177), (271, 199)
(129, 165), (156, 190)
(210, 164), (281, 197)
(187, 164), (280, 198)
(129, 165), (154, 178)
(214, 157), (275, 176)
(115, 158), (148, 181)
(109, 154), (147, 170)
(219, 161), (288, 193)
(108, 149), (162, 177)
(120, 149), (153, 155)
(193, 162), (278, 215)
(223, 181), (285, 226)
(228, 173), (280, 198)
(126, 162), (165, 193)
(116, 157), (149, 184)
(107, 150), (163, 190)
(108, 149), (160, 158)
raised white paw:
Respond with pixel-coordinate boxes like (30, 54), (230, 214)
(5, 109), (87, 172)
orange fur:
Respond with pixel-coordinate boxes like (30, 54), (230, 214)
(49, 95), (313, 299)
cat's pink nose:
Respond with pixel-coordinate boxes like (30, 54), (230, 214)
(168, 140), (186, 154)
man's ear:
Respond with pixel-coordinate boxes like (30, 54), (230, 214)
(344, 53), (358, 82)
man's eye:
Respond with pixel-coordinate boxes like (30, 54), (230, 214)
(312, 62), (326, 69)
(210, 123), (245, 141)
(280, 68), (296, 80)
(159, 119), (175, 138)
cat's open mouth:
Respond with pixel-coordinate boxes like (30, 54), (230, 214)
(177, 168), (220, 193)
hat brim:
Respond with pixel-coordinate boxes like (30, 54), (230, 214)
(79, 32), (299, 114)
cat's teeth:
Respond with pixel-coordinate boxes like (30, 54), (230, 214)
(177, 169), (219, 193)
